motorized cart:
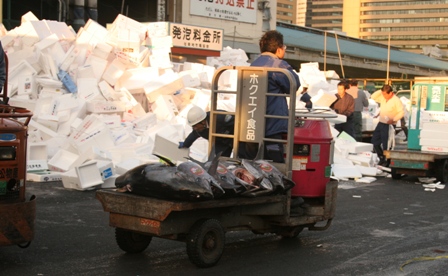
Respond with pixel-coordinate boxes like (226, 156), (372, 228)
(0, 53), (36, 248)
(96, 66), (338, 267)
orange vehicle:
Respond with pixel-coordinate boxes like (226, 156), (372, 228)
(0, 53), (35, 248)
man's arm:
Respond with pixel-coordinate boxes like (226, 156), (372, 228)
(274, 61), (300, 94)
(361, 90), (369, 107)
(182, 131), (200, 148)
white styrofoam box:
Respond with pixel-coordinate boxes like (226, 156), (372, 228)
(153, 95), (180, 121)
(420, 138), (447, 148)
(27, 171), (62, 182)
(8, 60), (38, 94)
(421, 145), (448, 153)
(95, 160), (115, 180)
(76, 161), (104, 189)
(117, 45), (150, 66)
(48, 149), (83, 172)
(87, 100), (125, 114)
(115, 158), (143, 175)
(61, 169), (80, 190)
(71, 124), (116, 154)
(92, 42), (113, 59)
(132, 112), (157, 130)
(85, 55), (109, 82)
(355, 165), (377, 176)
(21, 11), (39, 23)
(420, 129), (448, 139)
(350, 142), (374, 154)
(146, 35), (173, 49)
(144, 73), (184, 103)
(191, 89), (211, 111)
(77, 65), (96, 79)
(101, 174), (120, 188)
(332, 164), (363, 179)
(102, 58), (127, 86)
(420, 122), (448, 132)
(347, 154), (373, 167)
(108, 143), (151, 164)
(188, 138), (209, 163)
(183, 62), (204, 72)
(7, 97), (36, 113)
(117, 67), (159, 92)
(199, 65), (215, 88)
(147, 22), (169, 37)
(59, 45), (79, 71)
(332, 154), (354, 165)
(420, 110), (448, 124)
(217, 69), (237, 91)
(110, 14), (147, 41)
(49, 41), (68, 67)
(98, 114), (122, 129)
(77, 78), (104, 101)
(98, 81), (116, 101)
(28, 142), (48, 160)
(179, 70), (201, 87)
(149, 49), (172, 69)
(311, 90), (337, 108)
(27, 160), (49, 172)
(29, 119), (58, 140)
(112, 128), (137, 145)
(17, 75), (37, 96)
(153, 134), (189, 163)
(34, 33), (58, 51)
(36, 114), (59, 132)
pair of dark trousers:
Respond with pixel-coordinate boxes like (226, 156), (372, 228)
(353, 111), (363, 142)
(335, 116), (354, 138)
(371, 122), (391, 158)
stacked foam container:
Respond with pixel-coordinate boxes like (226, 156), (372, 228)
(2, 12), (383, 190)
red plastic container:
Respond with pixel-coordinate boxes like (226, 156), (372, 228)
(291, 119), (333, 197)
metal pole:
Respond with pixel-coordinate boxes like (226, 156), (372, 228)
(387, 32), (391, 83)
(324, 31), (327, 72)
(334, 33), (345, 79)
(121, 0), (125, 14)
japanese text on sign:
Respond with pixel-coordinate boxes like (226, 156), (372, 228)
(169, 23), (223, 51)
(190, 0), (257, 24)
(246, 73), (259, 140)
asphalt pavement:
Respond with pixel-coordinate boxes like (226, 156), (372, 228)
(1, 174), (448, 276)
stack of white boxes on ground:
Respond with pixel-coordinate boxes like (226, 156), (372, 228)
(419, 110), (448, 153)
(3, 12), (384, 190)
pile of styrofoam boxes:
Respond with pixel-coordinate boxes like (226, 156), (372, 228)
(331, 131), (383, 182)
(3, 12), (382, 189)
(2, 12), (254, 190)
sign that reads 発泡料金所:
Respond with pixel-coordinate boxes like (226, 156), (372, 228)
(190, 0), (257, 24)
(169, 23), (223, 52)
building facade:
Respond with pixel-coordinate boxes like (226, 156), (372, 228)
(305, 0), (343, 31)
(343, 0), (448, 54)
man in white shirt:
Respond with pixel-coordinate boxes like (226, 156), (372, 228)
(371, 84), (404, 166)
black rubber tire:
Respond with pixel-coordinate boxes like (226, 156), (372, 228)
(435, 159), (448, 183)
(115, 228), (152, 253)
(278, 226), (304, 239)
(391, 168), (402, 180)
(186, 219), (225, 268)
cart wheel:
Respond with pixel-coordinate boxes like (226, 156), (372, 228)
(278, 226), (304, 239)
(391, 168), (402, 180)
(435, 159), (448, 183)
(115, 228), (152, 253)
(186, 219), (225, 268)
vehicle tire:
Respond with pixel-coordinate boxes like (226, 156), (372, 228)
(391, 168), (402, 180)
(435, 159), (448, 183)
(186, 219), (225, 268)
(278, 226), (304, 239)
(115, 228), (152, 253)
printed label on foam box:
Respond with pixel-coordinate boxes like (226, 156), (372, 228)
(421, 145), (448, 153)
(27, 160), (49, 172)
(87, 101), (125, 113)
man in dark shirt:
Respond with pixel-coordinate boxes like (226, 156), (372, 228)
(180, 106), (234, 157)
(331, 81), (355, 138)
(243, 30), (300, 162)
